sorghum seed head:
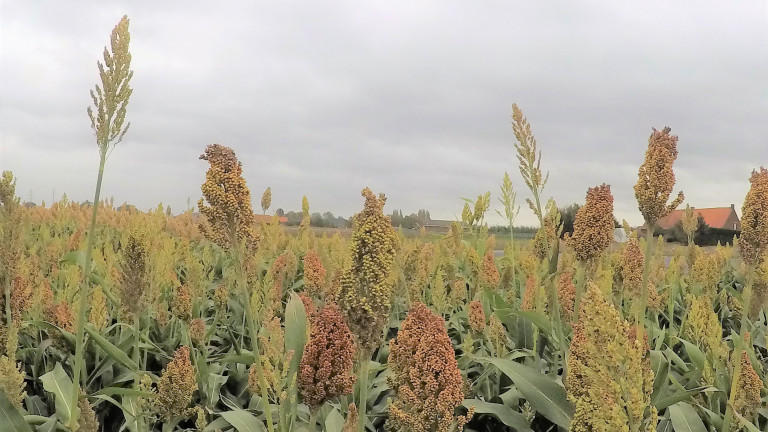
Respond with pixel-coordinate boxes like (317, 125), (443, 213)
(634, 126), (684, 227)
(739, 167), (768, 267)
(569, 184), (615, 262)
(298, 304), (356, 409)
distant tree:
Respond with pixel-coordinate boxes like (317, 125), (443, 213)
(310, 212), (324, 227)
(275, 208), (285, 217)
(559, 203), (580, 237)
(285, 211), (303, 226)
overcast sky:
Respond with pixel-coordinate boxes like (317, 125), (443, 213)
(1, 1), (767, 226)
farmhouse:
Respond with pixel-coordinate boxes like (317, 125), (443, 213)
(419, 219), (455, 234)
(657, 204), (741, 231)
(638, 204), (741, 236)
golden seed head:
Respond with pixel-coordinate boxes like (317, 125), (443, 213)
(567, 284), (656, 432)
(558, 271), (576, 322)
(87, 15), (133, 151)
(684, 295), (725, 361)
(89, 285), (109, 330)
(339, 188), (398, 353)
(732, 351), (762, 423)
(119, 230), (148, 318)
(189, 318), (206, 345)
(634, 126), (684, 227)
(0, 349), (25, 408)
(303, 249), (327, 299)
(739, 167), (768, 267)
(198, 144), (257, 249)
(156, 346), (196, 421)
(468, 300), (486, 333)
(479, 250), (500, 289)
(261, 186), (272, 214)
(77, 397), (99, 432)
(621, 238), (644, 294)
(172, 284), (193, 323)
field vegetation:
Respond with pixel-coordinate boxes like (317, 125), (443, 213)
(0, 15), (767, 432)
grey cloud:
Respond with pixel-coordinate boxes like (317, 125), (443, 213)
(2, 0), (766, 227)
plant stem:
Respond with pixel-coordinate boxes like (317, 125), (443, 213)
(572, 265), (587, 323)
(70, 151), (107, 429)
(637, 225), (654, 336)
(230, 226), (274, 432)
(308, 410), (318, 432)
(721, 267), (755, 432)
(357, 355), (370, 432)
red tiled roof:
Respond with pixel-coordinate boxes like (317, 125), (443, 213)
(656, 207), (735, 230)
(254, 214), (288, 224)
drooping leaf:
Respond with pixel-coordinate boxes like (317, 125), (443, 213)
(85, 325), (138, 371)
(462, 399), (533, 431)
(40, 363), (77, 425)
(0, 391), (33, 432)
(669, 402), (707, 432)
(486, 357), (573, 428)
(220, 409), (266, 432)
(324, 407), (345, 432)
(655, 387), (719, 411)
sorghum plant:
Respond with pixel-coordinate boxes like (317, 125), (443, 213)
(723, 167), (768, 432)
(567, 283), (657, 432)
(633, 127), (684, 329)
(339, 188), (397, 431)
(72, 15), (133, 429)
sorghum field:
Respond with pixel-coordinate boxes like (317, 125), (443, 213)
(1, 15), (767, 432)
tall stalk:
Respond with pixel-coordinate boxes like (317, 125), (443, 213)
(229, 225), (275, 432)
(497, 172), (519, 297)
(356, 354), (370, 432)
(636, 226), (655, 333)
(721, 267), (756, 432)
(71, 16), (133, 429)
(510, 104), (567, 370)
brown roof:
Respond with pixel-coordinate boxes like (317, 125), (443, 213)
(656, 206), (736, 230)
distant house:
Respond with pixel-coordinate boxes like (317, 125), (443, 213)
(639, 204), (741, 235)
(185, 212), (288, 225)
(254, 214), (288, 224)
(418, 219), (455, 234)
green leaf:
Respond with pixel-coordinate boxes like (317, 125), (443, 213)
(655, 387), (719, 411)
(284, 292), (307, 381)
(495, 309), (552, 335)
(486, 357), (573, 428)
(0, 391), (33, 432)
(85, 325), (138, 371)
(40, 363), (77, 425)
(651, 350), (669, 405)
(203, 417), (233, 432)
(219, 353), (256, 365)
(220, 409), (266, 432)
(462, 399), (532, 431)
(92, 387), (154, 398)
(669, 402), (706, 432)
(679, 339), (705, 371)
(324, 408), (345, 432)
(59, 250), (86, 268)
